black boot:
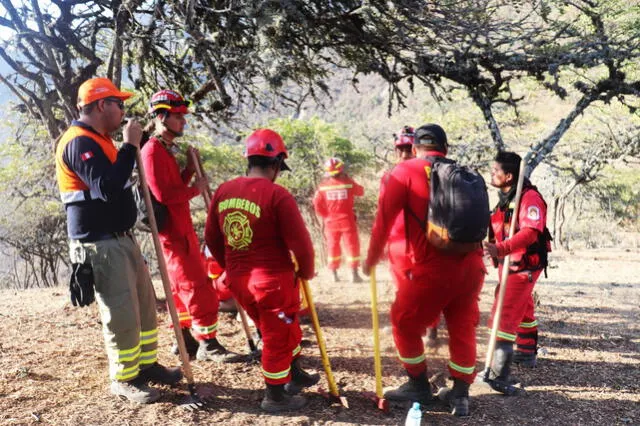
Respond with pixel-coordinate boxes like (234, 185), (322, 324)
(513, 350), (537, 368)
(196, 337), (238, 363)
(284, 358), (320, 394)
(384, 371), (434, 404)
(436, 378), (470, 417)
(487, 341), (522, 395)
(171, 328), (199, 358)
(261, 383), (307, 412)
(332, 270), (340, 282)
(450, 379), (470, 416)
(138, 362), (183, 386)
(351, 267), (363, 283)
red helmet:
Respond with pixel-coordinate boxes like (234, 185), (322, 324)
(324, 157), (344, 176)
(394, 125), (415, 147)
(244, 129), (290, 170)
(148, 89), (191, 115)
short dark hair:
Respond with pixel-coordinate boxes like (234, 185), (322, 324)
(247, 155), (279, 170)
(495, 151), (522, 181)
(79, 100), (97, 115)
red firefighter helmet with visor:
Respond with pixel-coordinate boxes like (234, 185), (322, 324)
(394, 126), (415, 147)
(324, 157), (344, 176)
(148, 89), (191, 115)
(244, 128), (290, 171)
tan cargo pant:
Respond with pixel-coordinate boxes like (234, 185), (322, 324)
(70, 233), (158, 382)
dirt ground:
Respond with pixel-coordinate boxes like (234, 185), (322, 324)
(0, 248), (638, 425)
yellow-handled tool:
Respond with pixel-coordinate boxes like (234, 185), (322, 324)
(300, 279), (348, 407)
(368, 268), (388, 411)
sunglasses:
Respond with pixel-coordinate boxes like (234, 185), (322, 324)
(104, 98), (125, 110)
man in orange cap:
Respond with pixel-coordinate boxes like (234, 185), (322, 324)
(55, 77), (182, 404)
(313, 157), (364, 283)
(141, 89), (236, 362)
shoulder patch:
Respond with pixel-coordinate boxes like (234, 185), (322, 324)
(527, 206), (540, 221)
(81, 151), (94, 161)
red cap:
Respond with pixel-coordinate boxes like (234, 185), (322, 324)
(77, 77), (133, 107)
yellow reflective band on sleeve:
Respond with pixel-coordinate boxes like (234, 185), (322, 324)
(519, 320), (538, 328)
(496, 330), (517, 341)
(192, 321), (218, 335)
(292, 345), (301, 358)
(178, 312), (192, 321)
(448, 360), (475, 375)
(118, 345), (141, 362)
(319, 184), (353, 191)
(140, 329), (158, 345)
(139, 349), (158, 366)
(115, 364), (140, 381)
(397, 352), (426, 365)
(209, 273), (221, 279)
(262, 366), (291, 380)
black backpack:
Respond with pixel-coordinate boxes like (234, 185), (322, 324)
(423, 157), (490, 253)
(133, 131), (169, 233)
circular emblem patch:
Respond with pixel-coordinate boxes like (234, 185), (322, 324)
(223, 211), (253, 250)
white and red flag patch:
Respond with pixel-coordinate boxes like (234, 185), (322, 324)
(81, 151), (94, 161)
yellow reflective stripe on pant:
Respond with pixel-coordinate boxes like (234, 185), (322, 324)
(398, 352), (426, 364)
(292, 345), (301, 358)
(328, 256), (341, 262)
(79, 235), (158, 381)
(192, 320), (218, 336)
(496, 330), (517, 341)
(262, 366), (291, 380)
(347, 256), (360, 262)
(519, 320), (538, 328)
(115, 364), (140, 381)
(448, 360), (475, 375)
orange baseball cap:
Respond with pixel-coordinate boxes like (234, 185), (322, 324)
(77, 77), (133, 107)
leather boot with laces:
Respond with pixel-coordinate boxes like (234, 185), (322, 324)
(284, 358), (320, 394)
(196, 337), (238, 362)
(139, 362), (183, 386)
(110, 376), (161, 404)
(261, 383), (307, 413)
(384, 371), (434, 404)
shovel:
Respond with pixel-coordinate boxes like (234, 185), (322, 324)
(136, 150), (211, 410)
(366, 268), (389, 411)
(300, 279), (348, 407)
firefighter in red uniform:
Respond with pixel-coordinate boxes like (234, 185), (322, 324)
(484, 151), (551, 394)
(205, 129), (319, 412)
(141, 90), (235, 362)
(363, 124), (486, 417)
(313, 157), (364, 283)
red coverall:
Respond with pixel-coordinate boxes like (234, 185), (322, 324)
(488, 185), (547, 355)
(205, 177), (315, 385)
(141, 137), (219, 340)
(313, 175), (364, 269)
(366, 152), (486, 384)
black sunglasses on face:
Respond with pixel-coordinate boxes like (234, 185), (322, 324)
(104, 98), (125, 110)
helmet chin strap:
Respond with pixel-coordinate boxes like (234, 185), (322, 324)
(160, 114), (183, 137)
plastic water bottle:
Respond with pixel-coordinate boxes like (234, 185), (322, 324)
(405, 402), (422, 426)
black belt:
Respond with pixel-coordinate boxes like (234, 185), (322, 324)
(77, 230), (132, 243)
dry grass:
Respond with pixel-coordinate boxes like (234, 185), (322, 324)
(1, 248), (638, 425)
